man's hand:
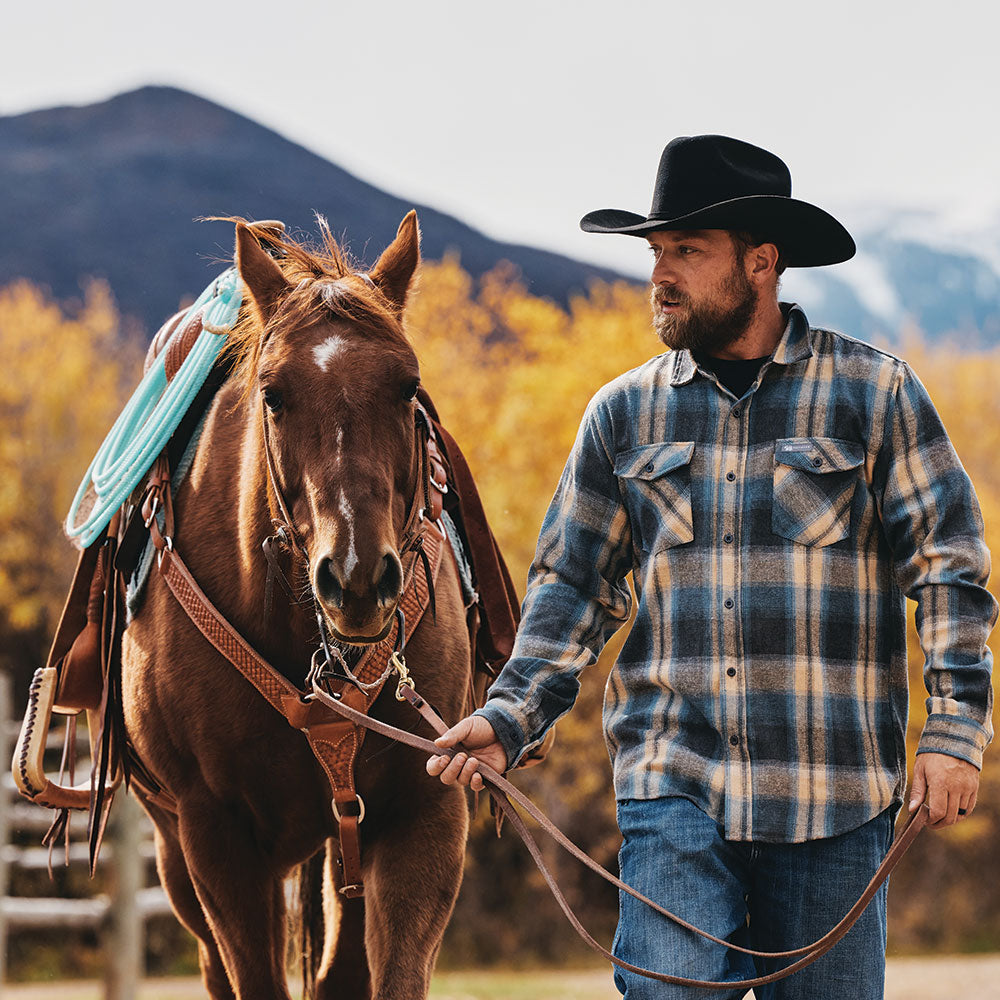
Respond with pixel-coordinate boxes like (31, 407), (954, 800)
(426, 715), (508, 792)
(909, 752), (979, 828)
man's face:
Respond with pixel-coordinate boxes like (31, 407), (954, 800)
(647, 229), (757, 354)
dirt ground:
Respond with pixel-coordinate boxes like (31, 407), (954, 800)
(879, 955), (1000, 999)
(3, 956), (999, 999)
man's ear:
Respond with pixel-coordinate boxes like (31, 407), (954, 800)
(235, 223), (291, 325)
(369, 210), (421, 314)
(749, 241), (781, 281)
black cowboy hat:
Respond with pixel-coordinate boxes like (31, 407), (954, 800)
(580, 135), (855, 267)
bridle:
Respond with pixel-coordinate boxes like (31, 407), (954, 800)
(258, 388), (442, 687)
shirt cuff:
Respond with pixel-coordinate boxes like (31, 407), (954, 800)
(916, 713), (991, 770)
(473, 701), (533, 771)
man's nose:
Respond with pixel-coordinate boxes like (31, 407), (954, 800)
(652, 257), (677, 285)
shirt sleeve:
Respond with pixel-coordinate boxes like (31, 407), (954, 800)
(474, 394), (634, 767)
(875, 361), (998, 769)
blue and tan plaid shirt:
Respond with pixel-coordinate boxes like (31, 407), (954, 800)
(477, 303), (997, 843)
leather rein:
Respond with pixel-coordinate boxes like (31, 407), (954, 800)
(311, 676), (928, 991)
(147, 397), (928, 990)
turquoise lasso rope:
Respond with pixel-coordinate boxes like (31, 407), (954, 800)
(65, 267), (245, 548)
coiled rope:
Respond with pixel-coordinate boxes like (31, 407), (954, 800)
(66, 268), (244, 548)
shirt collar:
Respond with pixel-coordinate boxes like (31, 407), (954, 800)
(668, 302), (813, 386)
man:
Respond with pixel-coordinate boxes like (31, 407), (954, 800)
(426, 135), (996, 998)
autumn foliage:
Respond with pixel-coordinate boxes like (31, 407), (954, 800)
(0, 281), (142, 697)
(1, 261), (998, 967)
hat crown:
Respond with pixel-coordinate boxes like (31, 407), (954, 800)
(649, 135), (792, 221)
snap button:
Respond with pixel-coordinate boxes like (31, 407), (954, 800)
(723, 532), (733, 544)
(726, 471), (736, 482)
(812, 457), (823, 467)
(731, 407), (741, 418)
(727, 667), (737, 677)
(724, 598), (734, 609)
(729, 734), (739, 746)
(644, 461), (654, 472)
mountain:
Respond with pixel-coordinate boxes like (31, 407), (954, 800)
(3, 86), (997, 348)
(0, 86), (629, 332)
(780, 205), (1000, 348)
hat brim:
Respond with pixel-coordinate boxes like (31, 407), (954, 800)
(580, 195), (855, 267)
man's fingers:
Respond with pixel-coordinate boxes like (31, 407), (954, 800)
(458, 756), (481, 787)
(908, 765), (927, 812)
(427, 716), (504, 788)
(426, 753), (451, 777)
(943, 791), (961, 827)
(925, 780), (949, 826)
(958, 791), (976, 820)
(434, 717), (472, 749)
(917, 754), (982, 828)
(425, 750), (486, 790)
(433, 751), (468, 785)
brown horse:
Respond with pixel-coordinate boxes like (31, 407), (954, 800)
(121, 213), (472, 1000)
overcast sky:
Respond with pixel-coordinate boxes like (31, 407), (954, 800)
(3, 0), (998, 278)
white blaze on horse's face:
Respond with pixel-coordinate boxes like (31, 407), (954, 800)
(313, 334), (348, 372)
(337, 487), (360, 583)
(236, 211), (423, 644)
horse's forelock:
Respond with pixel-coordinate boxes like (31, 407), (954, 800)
(315, 277), (406, 339)
(225, 223), (409, 397)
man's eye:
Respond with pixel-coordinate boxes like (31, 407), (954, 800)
(679, 246), (697, 255)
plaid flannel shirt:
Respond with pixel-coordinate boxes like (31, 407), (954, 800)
(477, 303), (997, 842)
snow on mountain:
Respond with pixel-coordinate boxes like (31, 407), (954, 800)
(782, 203), (1000, 347)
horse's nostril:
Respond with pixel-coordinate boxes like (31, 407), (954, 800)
(315, 556), (344, 608)
(376, 552), (403, 607)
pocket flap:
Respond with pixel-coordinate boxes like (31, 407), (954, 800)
(614, 441), (695, 479)
(774, 437), (864, 473)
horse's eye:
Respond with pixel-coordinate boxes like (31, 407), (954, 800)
(402, 379), (420, 402)
(262, 387), (284, 413)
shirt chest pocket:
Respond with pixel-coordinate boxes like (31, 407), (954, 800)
(772, 437), (865, 547)
(614, 442), (695, 554)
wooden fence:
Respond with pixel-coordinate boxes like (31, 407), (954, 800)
(0, 673), (175, 999)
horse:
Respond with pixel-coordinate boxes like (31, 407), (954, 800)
(120, 212), (473, 1000)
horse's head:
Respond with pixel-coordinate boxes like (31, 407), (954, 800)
(231, 213), (425, 644)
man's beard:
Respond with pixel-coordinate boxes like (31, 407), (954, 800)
(651, 261), (758, 354)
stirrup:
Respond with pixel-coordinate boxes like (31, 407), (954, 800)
(11, 667), (121, 810)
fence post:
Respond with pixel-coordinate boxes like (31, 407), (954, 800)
(104, 791), (143, 1000)
(0, 671), (11, 986)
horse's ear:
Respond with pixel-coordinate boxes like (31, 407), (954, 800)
(369, 210), (421, 313)
(235, 223), (290, 324)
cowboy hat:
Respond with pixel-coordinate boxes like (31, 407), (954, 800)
(580, 135), (855, 267)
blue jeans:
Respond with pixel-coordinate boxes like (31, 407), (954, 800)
(612, 797), (895, 999)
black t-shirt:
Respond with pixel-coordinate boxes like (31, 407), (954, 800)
(693, 351), (770, 400)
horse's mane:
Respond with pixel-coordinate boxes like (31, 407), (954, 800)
(216, 216), (410, 393)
